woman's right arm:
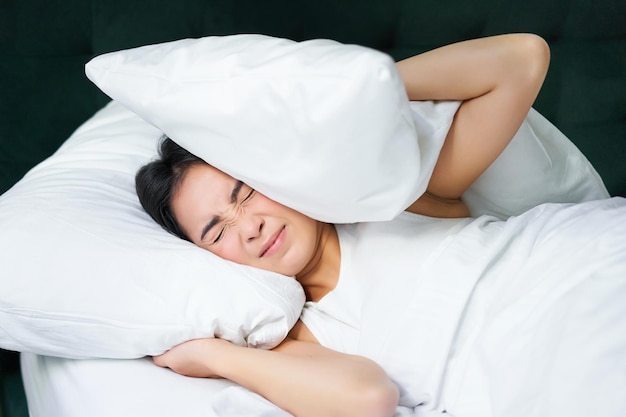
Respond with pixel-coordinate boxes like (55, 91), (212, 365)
(153, 321), (398, 417)
(397, 34), (550, 217)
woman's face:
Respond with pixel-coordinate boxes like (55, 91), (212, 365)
(171, 163), (323, 277)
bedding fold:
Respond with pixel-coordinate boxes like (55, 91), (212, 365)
(357, 197), (626, 416)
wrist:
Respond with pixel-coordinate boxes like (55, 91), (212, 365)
(207, 338), (245, 377)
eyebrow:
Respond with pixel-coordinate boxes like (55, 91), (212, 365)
(230, 180), (244, 204)
(200, 180), (244, 241)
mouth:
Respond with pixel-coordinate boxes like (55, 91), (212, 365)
(259, 226), (286, 258)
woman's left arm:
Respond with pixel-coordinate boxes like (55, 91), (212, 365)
(397, 34), (550, 215)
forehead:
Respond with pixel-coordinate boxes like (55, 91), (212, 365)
(171, 163), (235, 225)
(180, 163), (234, 192)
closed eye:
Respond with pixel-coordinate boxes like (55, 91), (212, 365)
(207, 186), (254, 245)
(241, 188), (255, 203)
(212, 226), (226, 244)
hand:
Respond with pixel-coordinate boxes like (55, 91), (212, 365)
(153, 338), (231, 378)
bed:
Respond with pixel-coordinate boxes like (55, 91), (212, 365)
(10, 96), (625, 417)
(1, 1), (625, 417)
(21, 355), (291, 417)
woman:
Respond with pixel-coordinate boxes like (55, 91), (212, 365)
(135, 34), (625, 417)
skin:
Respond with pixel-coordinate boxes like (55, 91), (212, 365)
(155, 34), (551, 417)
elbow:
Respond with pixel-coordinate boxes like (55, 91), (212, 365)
(496, 33), (550, 102)
(525, 33), (550, 75)
(352, 379), (399, 417)
(515, 33), (551, 86)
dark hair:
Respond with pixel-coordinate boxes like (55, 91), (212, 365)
(135, 136), (205, 241)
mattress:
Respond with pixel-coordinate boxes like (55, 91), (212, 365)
(20, 353), (291, 417)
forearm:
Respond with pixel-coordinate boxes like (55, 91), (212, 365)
(154, 337), (398, 417)
(214, 338), (398, 417)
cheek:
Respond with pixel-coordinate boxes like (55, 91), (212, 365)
(252, 193), (279, 209)
(206, 238), (245, 264)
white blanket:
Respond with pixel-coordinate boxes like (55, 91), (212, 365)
(359, 197), (626, 417)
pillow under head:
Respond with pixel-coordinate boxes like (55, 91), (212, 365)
(0, 102), (305, 359)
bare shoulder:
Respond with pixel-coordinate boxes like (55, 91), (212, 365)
(274, 321), (349, 357)
(286, 320), (319, 343)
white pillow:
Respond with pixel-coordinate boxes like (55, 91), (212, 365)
(0, 101), (305, 360)
(464, 108), (609, 218)
(85, 34), (429, 223)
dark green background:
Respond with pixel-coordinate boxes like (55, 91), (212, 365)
(1, 0), (625, 415)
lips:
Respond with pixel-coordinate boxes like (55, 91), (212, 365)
(259, 226), (286, 258)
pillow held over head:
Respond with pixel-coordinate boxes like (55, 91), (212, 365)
(85, 34), (431, 223)
(85, 33), (607, 225)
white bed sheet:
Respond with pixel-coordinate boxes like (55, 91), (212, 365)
(21, 353), (292, 417)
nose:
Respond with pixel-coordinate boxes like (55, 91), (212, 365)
(240, 213), (264, 242)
